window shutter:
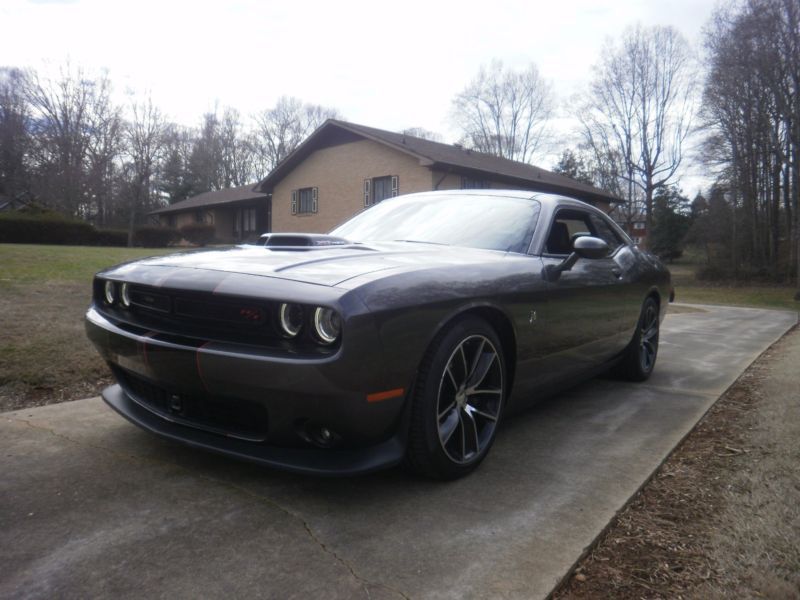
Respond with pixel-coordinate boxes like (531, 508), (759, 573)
(291, 190), (297, 215)
(391, 175), (399, 197)
(364, 179), (371, 206)
(312, 187), (318, 213)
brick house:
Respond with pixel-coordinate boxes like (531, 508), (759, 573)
(256, 120), (620, 234)
(150, 184), (269, 243)
(609, 207), (648, 246)
(627, 219), (647, 246)
(151, 120), (620, 241)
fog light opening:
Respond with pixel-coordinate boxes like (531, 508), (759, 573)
(300, 421), (342, 448)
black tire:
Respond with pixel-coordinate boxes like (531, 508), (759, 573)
(405, 316), (506, 480)
(614, 296), (660, 382)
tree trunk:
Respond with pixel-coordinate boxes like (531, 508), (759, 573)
(127, 189), (138, 248)
(794, 143), (800, 300)
(771, 151), (781, 278)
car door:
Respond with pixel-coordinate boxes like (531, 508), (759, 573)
(587, 210), (642, 346)
(532, 207), (628, 383)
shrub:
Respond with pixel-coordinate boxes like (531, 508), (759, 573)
(93, 229), (129, 247)
(180, 223), (216, 246)
(0, 211), (97, 245)
(133, 225), (180, 247)
(695, 264), (732, 282)
(656, 248), (683, 263)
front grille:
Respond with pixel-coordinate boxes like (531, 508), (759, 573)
(114, 367), (269, 442)
(129, 288), (170, 313)
(94, 280), (338, 354)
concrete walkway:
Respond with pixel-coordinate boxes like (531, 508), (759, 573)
(1, 305), (796, 600)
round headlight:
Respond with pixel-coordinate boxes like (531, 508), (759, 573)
(120, 283), (131, 308)
(104, 281), (116, 305)
(313, 307), (341, 344)
(279, 303), (304, 337)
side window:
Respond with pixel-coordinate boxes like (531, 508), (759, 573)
(544, 210), (594, 255)
(589, 214), (623, 253)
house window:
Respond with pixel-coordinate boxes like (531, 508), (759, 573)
(461, 176), (489, 189)
(633, 222), (645, 230)
(167, 214), (176, 228)
(364, 175), (398, 206)
(194, 210), (204, 223)
(291, 187), (318, 215)
(234, 207), (258, 235)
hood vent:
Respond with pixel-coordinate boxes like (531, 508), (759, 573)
(259, 233), (350, 250)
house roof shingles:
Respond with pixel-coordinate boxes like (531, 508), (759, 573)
(255, 119), (622, 205)
(150, 183), (268, 215)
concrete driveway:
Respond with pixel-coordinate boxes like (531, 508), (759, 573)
(1, 305), (796, 600)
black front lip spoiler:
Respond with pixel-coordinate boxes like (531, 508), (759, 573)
(102, 384), (406, 476)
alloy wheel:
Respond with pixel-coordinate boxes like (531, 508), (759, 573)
(436, 335), (504, 464)
(639, 303), (659, 373)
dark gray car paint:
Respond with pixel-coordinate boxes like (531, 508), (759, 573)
(86, 192), (671, 474)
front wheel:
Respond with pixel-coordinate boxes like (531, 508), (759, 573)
(614, 297), (660, 382)
(406, 317), (506, 480)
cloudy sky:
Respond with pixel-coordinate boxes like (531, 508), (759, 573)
(1, 0), (717, 191)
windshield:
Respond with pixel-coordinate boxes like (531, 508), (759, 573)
(331, 193), (540, 253)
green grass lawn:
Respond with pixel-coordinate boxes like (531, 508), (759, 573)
(0, 244), (176, 283)
(668, 260), (800, 312)
(0, 244), (182, 412)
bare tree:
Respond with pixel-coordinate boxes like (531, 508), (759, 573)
(451, 60), (554, 164)
(219, 107), (258, 187)
(253, 96), (340, 173)
(188, 110), (224, 193)
(578, 25), (697, 244)
(24, 64), (96, 216)
(0, 68), (32, 202)
(123, 96), (165, 245)
(84, 74), (122, 226)
(701, 0), (800, 291)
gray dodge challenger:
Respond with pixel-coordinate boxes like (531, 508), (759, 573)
(86, 190), (672, 479)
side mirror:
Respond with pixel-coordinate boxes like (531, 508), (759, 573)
(543, 236), (609, 282)
(573, 236), (609, 260)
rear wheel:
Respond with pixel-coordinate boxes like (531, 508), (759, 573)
(614, 297), (660, 381)
(406, 317), (505, 480)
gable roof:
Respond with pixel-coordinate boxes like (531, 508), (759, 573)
(254, 119), (622, 205)
(150, 184), (268, 215)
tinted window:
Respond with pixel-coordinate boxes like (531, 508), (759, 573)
(545, 210), (594, 255)
(545, 208), (621, 256)
(331, 194), (540, 253)
(589, 213), (624, 252)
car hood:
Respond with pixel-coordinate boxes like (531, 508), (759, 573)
(105, 243), (507, 287)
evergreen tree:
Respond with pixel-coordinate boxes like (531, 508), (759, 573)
(552, 149), (595, 186)
(650, 186), (691, 261)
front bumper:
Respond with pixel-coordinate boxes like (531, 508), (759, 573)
(102, 384), (405, 475)
(86, 306), (408, 475)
